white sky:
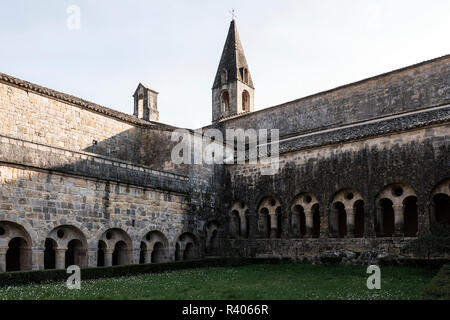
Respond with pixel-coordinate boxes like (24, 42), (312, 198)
(0, 0), (449, 129)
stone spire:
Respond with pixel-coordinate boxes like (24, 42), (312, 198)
(212, 20), (254, 89)
(211, 20), (254, 122)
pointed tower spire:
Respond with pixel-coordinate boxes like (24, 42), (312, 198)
(212, 20), (254, 122)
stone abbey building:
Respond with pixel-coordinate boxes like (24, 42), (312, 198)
(0, 20), (449, 272)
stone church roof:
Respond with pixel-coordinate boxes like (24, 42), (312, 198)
(0, 72), (177, 131)
(212, 20), (254, 89)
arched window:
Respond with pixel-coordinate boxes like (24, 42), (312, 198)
(243, 68), (249, 83)
(221, 69), (228, 83)
(221, 91), (230, 112)
(242, 90), (249, 112)
(137, 93), (144, 118)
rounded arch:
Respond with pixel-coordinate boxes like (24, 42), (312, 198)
(258, 196), (282, 239)
(45, 225), (88, 249)
(98, 228), (132, 250)
(0, 216), (37, 247)
(204, 220), (220, 255)
(44, 225), (88, 268)
(221, 90), (230, 112)
(175, 232), (199, 261)
(291, 193), (319, 238)
(112, 241), (128, 266)
(93, 222), (135, 246)
(375, 183), (417, 237)
(430, 178), (450, 227)
(40, 219), (91, 249)
(230, 200), (249, 239)
(242, 90), (250, 112)
(141, 230), (169, 249)
(329, 189), (364, 238)
(221, 68), (228, 83)
(0, 221), (32, 272)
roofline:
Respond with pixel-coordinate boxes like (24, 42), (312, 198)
(214, 53), (450, 124)
(0, 72), (174, 130)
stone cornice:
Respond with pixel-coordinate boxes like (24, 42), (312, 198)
(0, 72), (177, 131)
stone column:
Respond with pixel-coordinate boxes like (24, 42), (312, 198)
(178, 248), (185, 261)
(330, 207), (338, 237)
(0, 247), (7, 272)
(270, 213), (278, 239)
(281, 208), (290, 239)
(104, 248), (114, 266)
(248, 214), (258, 239)
(291, 212), (299, 238)
(346, 207), (355, 238)
(55, 247), (67, 270)
(417, 200), (427, 236)
(144, 249), (153, 264)
(319, 209), (328, 239)
(376, 203), (384, 237)
(365, 203), (376, 237)
(240, 214), (247, 238)
(393, 205), (404, 236)
(305, 209), (313, 238)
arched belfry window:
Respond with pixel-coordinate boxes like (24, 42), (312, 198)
(221, 69), (228, 84)
(137, 94), (144, 118)
(242, 90), (249, 112)
(243, 68), (249, 83)
(221, 90), (230, 112)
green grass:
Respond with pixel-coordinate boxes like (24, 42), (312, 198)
(422, 264), (450, 299)
(0, 263), (437, 300)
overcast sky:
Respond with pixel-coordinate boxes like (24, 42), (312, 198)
(0, 0), (449, 129)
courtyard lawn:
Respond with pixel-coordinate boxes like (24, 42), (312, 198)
(0, 263), (437, 300)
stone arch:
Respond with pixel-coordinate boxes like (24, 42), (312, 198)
(40, 219), (91, 250)
(291, 193), (319, 238)
(0, 216), (38, 247)
(258, 196), (282, 239)
(242, 67), (249, 83)
(430, 178), (450, 228)
(98, 228), (133, 266)
(375, 183), (416, 237)
(94, 222), (135, 244)
(0, 221), (32, 272)
(113, 241), (128, 265)
(230, 200), (249, 239)
(330, 189), (364, 238)
(221, 68), (228, 83)
(140, 230), (169, 263)
(221, 90), (230, 112)
(44, 225), (88, 269)
(175, 232), (199, 261)
(403, 196), (418, 237)
(204, 220), (220, 255)
(242, 90), (250, 112)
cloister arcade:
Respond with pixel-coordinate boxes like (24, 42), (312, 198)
(0, 223), (200, 272)
(228, 180), (450, 240)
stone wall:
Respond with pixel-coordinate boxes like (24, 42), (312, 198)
(0, 81), (146, 163)
(220, 123), (450, 259)
(0, 164), (196, 269)
(209, 55), (450, 138)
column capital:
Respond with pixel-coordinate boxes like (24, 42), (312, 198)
(104, 248), (114, 254)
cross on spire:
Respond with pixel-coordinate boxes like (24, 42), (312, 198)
(229, 9), (237, 20)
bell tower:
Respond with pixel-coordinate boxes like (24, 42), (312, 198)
(133, 83), (159, 122)
(212, 19), (254, 122)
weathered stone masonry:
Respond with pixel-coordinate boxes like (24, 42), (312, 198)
(0, 20), (449, 272)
